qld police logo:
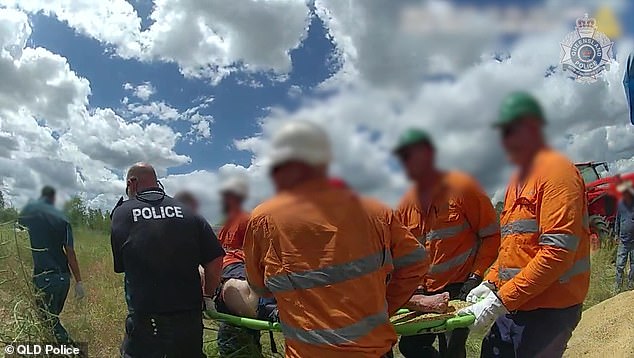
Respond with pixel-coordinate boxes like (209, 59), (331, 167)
(560, 14), (614, 83)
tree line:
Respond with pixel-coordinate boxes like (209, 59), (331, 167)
(0, 191), (111, 233)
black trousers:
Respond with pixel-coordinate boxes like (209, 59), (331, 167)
(398, 283), (468, 358)
(121, 310), (206, 358)
(480, 305), (582, 358)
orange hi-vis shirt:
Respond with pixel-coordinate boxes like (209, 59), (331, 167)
(485, 148), (590, 312)
(397, 171), (501, 293)
(244, 178), (427, 358)
(361, 197), (430, 315)
(217, 211), (249, 268)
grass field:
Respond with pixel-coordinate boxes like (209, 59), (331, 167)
(0, 225), (619, 357)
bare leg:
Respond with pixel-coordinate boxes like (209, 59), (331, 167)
(221, 279), (259, 318)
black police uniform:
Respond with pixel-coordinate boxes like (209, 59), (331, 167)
(110, 188), (224, 358)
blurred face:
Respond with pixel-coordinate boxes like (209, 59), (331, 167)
(221, 192), (243, 214)
(500, 117), (541, 166)
(397, 143), (434, 181)
(270, 161), (310, 192)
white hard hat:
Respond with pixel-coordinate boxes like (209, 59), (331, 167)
(268, 120), (332, 168)
(220, 176), (249, 198)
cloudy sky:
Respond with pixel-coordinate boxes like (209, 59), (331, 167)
(0, 0), (633, 222)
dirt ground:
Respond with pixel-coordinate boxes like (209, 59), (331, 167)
(565, 291), (634, 357)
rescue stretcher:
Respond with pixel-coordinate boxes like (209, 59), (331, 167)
(204, 308), (475, 336)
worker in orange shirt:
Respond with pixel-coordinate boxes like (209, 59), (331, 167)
(244, 120), (429, 358)
(394, 129), (501, 358)
(329, 177), (449, 316)
(461, 92), (590, 357)
(212, 177), (269, 357)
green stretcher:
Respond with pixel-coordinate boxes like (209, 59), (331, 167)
(205, 309), (474, 337)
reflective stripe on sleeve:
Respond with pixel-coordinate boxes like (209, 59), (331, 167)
(478, 222), (500, 238)
(501, 219), (539, 238)
(559, 256), (590, 283)
(393, 246), (427, 270)
(428, 247), (474, 275)
(539, 233), (580, 251)
(497, 256), (590, 284)
(426, 222), (469, 241)
(280, 309), (390, 346)
(498, 267), (521, 281)
(265, 249), (392, 293)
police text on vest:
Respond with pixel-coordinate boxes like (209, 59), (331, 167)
(132, 206), (184, 222)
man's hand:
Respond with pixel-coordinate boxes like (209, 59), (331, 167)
(405, 292), (449, 313)
(458, 291), (508, 333)
(74, 281), (86, 300)
(465, 281), (496, 303)
(458, 274), (483, 300)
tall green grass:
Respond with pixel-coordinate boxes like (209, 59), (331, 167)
(0, 225), (282, 357)
(0, 226), (622, 358)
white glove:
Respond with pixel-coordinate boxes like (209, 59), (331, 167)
(203, 296), (216, 314)
(458, 291), (508, 333)
(465, 281), (496, 303)
(74, 281), (86, 300)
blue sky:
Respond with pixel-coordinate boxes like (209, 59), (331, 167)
(2, 0), (633, 217)
(28, 7), (339, 175)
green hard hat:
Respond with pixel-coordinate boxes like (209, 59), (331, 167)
(494, 91), (545, 127)
(393, 128), (434, 153)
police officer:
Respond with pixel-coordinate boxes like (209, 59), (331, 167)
(111, 163), (225, 358)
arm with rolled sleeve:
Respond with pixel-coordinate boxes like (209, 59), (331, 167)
(462, 183), (501, 277)
(198, 217), (225, 296)
(387, 213), (430, 315)
(244, 214), (273, 298)
(497, 168), (583, 311)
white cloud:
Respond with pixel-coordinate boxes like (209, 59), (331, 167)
(288, 84), (302, 98)
(124, 81), (156, 100)
(121, 97), (216, 143)
(234, 9), (634, 208)
(2, 0), (312, 83)
(0, 8), (189, 210)
(2, 1), (634, 223)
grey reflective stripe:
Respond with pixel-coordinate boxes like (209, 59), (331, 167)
(426, 221), (468, 241)
(559, 256), (590, 283)
(539, 233), (580, 251)
(428, 247), (474, 274)
(265, 249), (391, 293)
(501, 219), (539, 237)
(582, 212), (589, 229)
(498, 267), (521, 281)
(280, 309), (389, 345)
(478, 223), (500, 238)
(393, 246), (427, 269)
(248, 282), (272, 296)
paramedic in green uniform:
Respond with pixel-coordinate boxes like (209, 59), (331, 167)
(19, 186), (85, 343)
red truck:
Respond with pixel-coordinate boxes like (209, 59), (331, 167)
(576, 162), (634, 249)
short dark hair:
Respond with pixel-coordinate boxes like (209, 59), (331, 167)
(41, 186), (56, 199)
